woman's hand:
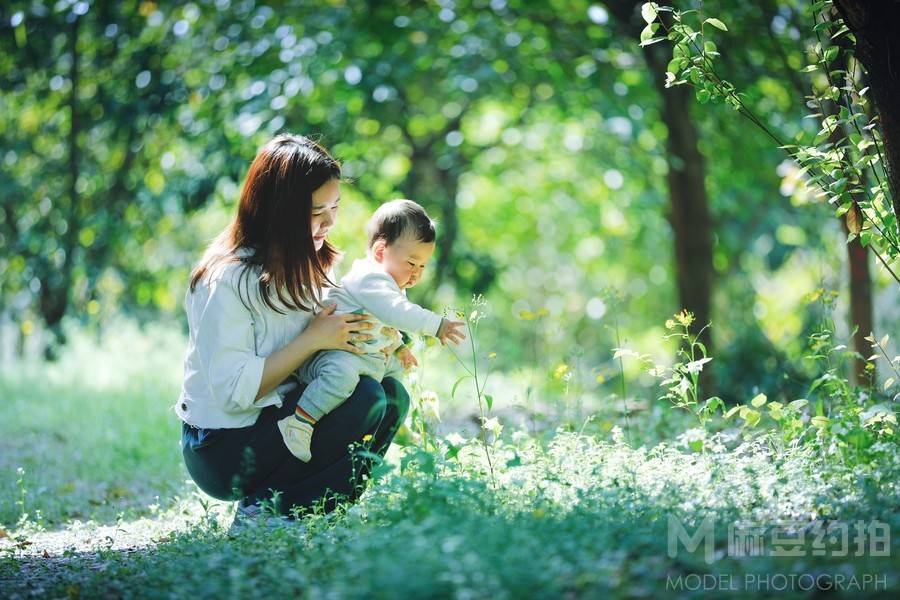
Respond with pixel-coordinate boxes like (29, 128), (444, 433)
(304, 303), (374, 354)
(255, 305), (373, 400)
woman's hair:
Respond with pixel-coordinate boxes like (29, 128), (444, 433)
(189, 133), (342, 313)
(366, 199), (436, 248)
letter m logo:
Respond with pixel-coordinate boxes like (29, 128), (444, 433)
(668, 514), (716, 564)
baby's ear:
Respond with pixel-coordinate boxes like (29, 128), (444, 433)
(372, 239), (386, 261)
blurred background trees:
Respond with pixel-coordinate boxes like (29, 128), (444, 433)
(1, 0), (897, 403)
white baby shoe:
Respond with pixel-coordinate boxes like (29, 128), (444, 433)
(277, 414), (314, 462)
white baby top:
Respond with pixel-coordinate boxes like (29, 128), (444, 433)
(328, 257), (443, 341)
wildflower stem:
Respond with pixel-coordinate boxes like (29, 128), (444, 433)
(614, 314), (632, 445)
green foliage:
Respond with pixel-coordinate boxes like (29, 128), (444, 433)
(640, 0), (900, 287)
(2, 426), (898, 597)
(2, 3), (899, 595)
(0, 306), (897, 596)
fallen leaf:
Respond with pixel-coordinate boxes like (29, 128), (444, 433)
(846, 203), (862, 234)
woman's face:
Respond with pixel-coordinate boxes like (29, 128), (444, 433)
(310, 179), (341, 251)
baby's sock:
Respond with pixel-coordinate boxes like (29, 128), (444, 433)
(294, 405), (318, 428)
(276, 405), (318, 462)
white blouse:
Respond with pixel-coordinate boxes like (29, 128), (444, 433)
(176, 257), (320, 429)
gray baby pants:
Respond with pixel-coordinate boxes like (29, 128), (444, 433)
(297, 350), (403, 420)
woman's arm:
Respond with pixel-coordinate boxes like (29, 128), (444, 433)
(254, 303), (374, 400)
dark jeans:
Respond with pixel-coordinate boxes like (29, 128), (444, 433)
(181, 376), (409, 515)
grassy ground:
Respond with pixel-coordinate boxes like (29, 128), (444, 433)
(1, 324), (898, 598)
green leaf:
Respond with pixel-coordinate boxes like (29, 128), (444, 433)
(704, 17), (728, 31)
(485, 394), (493, 411)
(750, 393), (768, 407)
(703, 396), (724, 412)
(451, 375), (470, 401)
(639, 26), (665, 46)
(724, 405), (742, 419)
(811, 416), (831, 428)
(788, 399), (809, 410)
(667, 57), (685, 74)
(641, 2), (658, 24)
(743, 408), (761, 427)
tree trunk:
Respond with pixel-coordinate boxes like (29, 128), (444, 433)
(400, 141), (462, 302)
(651, 72), (716, 393)
(607, 0), (716, 395)
(433, 164), (460, 297)
(833, 0), (900, 235)
(842, 214), (875, 384)
(823, 73), (877, 386)
(39, 14), (81, 359)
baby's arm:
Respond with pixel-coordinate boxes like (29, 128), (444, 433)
(353, 272), (444, 336)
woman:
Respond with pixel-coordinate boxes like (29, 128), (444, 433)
(176, 134), (410, 521)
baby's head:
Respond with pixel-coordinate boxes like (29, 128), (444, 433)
(366, 199), (436, 289)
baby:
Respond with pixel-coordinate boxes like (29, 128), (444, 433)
(277, 199), (465, 461)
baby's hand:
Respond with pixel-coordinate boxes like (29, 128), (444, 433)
(381, 326), (401, 347)
(395, 346), (418, 371)
(437, 318), (466, 346)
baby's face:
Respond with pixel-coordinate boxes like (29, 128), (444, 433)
(378, 235), (435, 289)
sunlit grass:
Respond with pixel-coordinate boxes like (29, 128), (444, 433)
(2, 315), (897, 597)
(0, 314), (701, 529)
(3, 427), (898, 597)
(0, 320), (187, 526)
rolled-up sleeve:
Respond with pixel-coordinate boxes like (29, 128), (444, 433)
(193, 275), (266, 412)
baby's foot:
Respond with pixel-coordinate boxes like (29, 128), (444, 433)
(277, 414), (313, 462)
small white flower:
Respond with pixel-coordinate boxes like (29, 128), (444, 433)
(676, 377), (691, 396)
(482, 416), (503, 437)
(611, 425), (624, 444)
(685, 357), (713, 374)
(419, 390), (441, 422)
(445, 432), (467, 446)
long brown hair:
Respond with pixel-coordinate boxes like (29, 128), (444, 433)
(190, 134), (341, 312)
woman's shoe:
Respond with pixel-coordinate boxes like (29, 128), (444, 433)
(228, 500), (297, 534)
